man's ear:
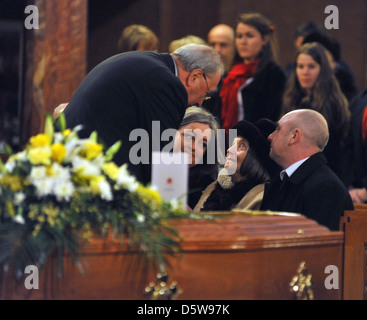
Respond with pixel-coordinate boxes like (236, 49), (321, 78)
(289, 128), (301, 145)
(186, 69), (202, 87)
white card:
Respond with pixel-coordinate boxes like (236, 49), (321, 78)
(151, 152), (189, 210)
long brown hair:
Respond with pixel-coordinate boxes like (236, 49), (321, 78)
(282, 42), (350, 141)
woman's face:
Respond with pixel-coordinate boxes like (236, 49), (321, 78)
(235, 23), (267, 62)
(173, 122), (212, 168)
(296, 53), (321, 93)
(224, 136), (249, 175)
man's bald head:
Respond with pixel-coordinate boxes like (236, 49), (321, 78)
(284, 109), (329, 151)
(207, 24), (235, 72)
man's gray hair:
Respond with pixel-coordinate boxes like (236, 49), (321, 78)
(173, 44), (224, 76)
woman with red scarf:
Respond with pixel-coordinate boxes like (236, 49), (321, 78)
(220, 13), (286, 133)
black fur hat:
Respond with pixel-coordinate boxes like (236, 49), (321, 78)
(232, 119), (280, 178)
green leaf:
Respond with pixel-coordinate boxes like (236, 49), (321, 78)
(3, 144), (13, 155)
(0, 158), (5, 173)
(105, 141), (121, 161)
(55, 112), (66, 132)
(44, 114), (54, 141)
(89, 131), (98, 142)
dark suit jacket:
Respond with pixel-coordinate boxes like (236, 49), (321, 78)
(240, 61), (286, 123)
(260, 152), (354, 230)
(349, 89), (367, 188)
(64, 51), (188, 184)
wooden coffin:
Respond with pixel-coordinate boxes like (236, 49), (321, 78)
(0, 212), (344, 300)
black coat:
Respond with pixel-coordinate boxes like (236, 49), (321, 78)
(240, 62), (286, 123)
(349, 89), (367, 188)
(64, 51), (188, 184)
(260, 152), (354, 230)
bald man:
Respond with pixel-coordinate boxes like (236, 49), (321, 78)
(207, 24), (235, 73)
(202, 24), (235, 120)
(260, 109), (354, 230)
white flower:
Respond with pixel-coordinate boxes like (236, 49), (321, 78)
(33, 178), (54, 198)
(5, 160), (15, 173)
(170, 198), (182, 210)
(54, 181), (75, 202)
(98, 179), (113, 201)
(49, 162), (71, 182)
(116, 164), (139, 192)
(29, 166), (47, 182)
(137, 214), (145, 223)
(14, 214), (25, 224)
(72, 156), (101, 177)
(14, 192), (25, 205)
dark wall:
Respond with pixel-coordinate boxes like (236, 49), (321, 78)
(88, 0), (367, 91)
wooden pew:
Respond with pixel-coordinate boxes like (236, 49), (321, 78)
(340, 203), (367, 300)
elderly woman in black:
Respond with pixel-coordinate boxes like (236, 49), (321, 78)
(194, 118), (280, 212)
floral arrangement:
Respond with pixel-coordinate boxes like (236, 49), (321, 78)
(0, 114), (204, 281)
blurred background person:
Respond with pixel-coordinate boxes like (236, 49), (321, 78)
(207, 24), (235, 74)
(284, 21), (357, 102)
(219, 12), (286, 136)
(281, 42), (351, 185)
(284, 21), (325, 77)
(346, 87), (367, 203)
(301, 31), (357, 102)
(202, 24), (236, 121)
(168, 35), (207, 53)
(117, 24), (159, 53)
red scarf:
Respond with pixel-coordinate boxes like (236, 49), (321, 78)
(220, 60), (259, 132)
(362, 106), (367, 142)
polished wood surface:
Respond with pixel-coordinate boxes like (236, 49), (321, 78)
(341, 206), (367, 300)
(0, 213), (344, 300)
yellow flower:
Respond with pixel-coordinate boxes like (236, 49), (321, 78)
(63, 129), (71, 137)
(32, 223), (42, 237)
(90, 175), (105, 195)
(80, 141), (103, 160)
(102, 162), (119, 181)
(0, 175), (24, 192)
(136, 185), (163, 208)
(6, 201), (15, 217)
(28, 147), (52, 165)
(51, 143), (66, 163)
(43, 204), (59, 227)
(29, 134), (51, 148)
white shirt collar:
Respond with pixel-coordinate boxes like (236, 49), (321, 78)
(281, 157), (309, 180)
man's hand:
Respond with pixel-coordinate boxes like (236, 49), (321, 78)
(53, 102), (68, 118)
(349, 188), (367, 203)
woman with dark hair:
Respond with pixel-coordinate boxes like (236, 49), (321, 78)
(173, 106), (222, 209)
(220, 12), (286, 133)
(282, 42), (351, 184)
(194, 118), (280, 212)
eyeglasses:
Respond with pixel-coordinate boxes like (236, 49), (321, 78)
(202, 72), (212, 101)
